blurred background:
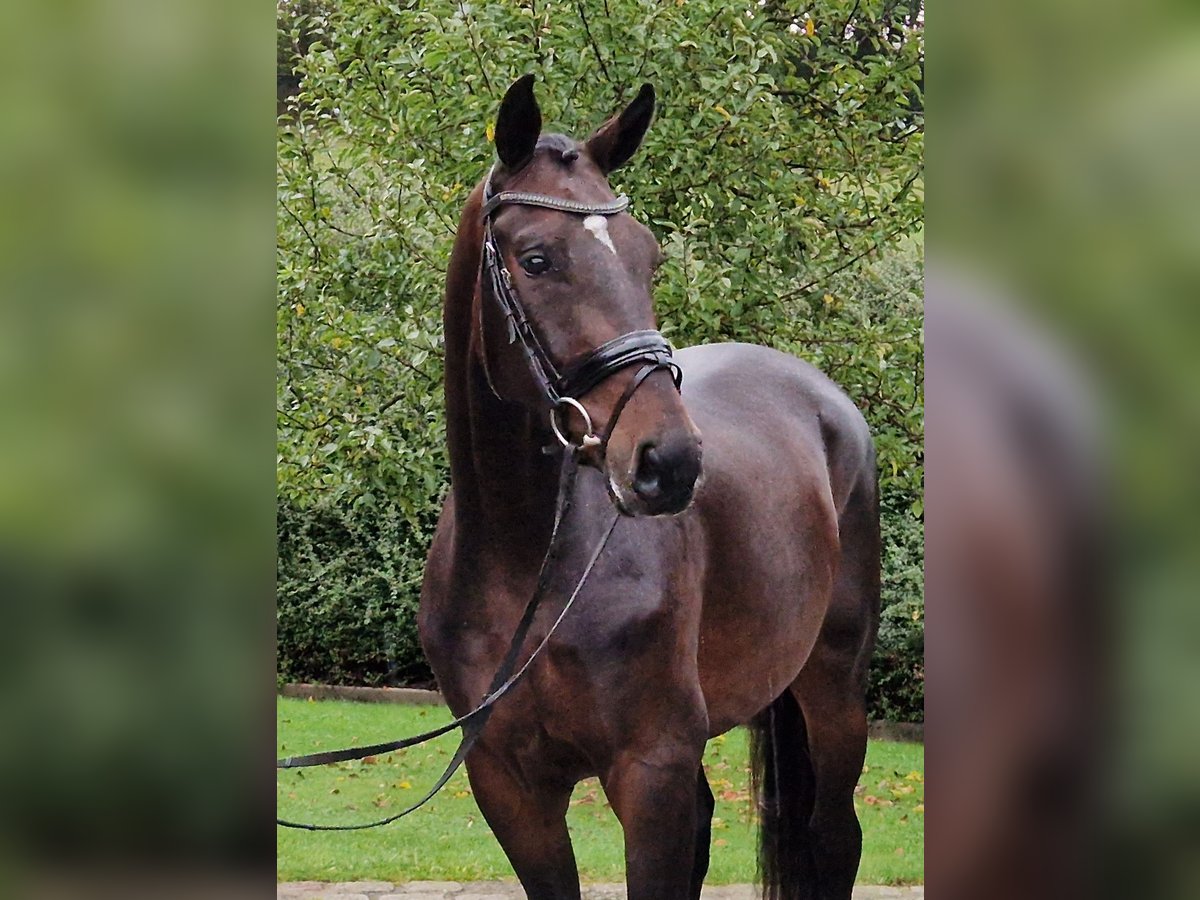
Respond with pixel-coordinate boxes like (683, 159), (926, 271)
(931, 0), (1200, 896)
(0, 0), (1196, 897)
(0, 0), (275, 896)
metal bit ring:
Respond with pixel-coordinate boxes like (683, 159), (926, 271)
(550, 397), (601, 450)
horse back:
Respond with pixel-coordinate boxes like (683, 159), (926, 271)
(678, 342), (874, 514)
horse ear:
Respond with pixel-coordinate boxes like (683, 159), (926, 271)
(494, 74), (542, 172)
(585, 83), (656, 174)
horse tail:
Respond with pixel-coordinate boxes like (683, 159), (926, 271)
(749, 689), (816, 900)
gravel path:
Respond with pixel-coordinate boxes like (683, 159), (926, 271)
(278, 883), (924, 900)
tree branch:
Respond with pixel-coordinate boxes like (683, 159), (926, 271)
(576, 0), (613, 84)
(780, 215), (922, 302)
(459, 0), (493, 94)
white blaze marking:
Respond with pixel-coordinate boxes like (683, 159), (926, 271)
(583, 215), (617, 255)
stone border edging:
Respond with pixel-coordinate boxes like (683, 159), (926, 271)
(279, 684), (922, 742)
(278, 883), (924, 899)
(280, 683), (446, 705)
(868, 720), (923, 743)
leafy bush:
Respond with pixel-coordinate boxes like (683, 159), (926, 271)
(276, 494), (440, 687)
(276, 0), (924, 719)
(869, 485), (925, 721)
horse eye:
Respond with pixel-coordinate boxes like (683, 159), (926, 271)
(519, 254), (551, 276)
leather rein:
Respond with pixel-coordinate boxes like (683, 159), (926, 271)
(276, 173), (676, 830)
(480, 167), (682, 450)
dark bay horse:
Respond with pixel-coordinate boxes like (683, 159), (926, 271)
(418, 75), (879, 900)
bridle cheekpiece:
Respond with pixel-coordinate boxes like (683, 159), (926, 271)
(480, 166), (682, 451)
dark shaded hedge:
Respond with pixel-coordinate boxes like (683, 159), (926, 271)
(868, 488), (924, 721)
(277, 496), (439, 688)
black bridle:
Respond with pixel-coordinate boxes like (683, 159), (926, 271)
(480, 168), (682, 450)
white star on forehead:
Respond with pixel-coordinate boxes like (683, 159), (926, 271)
(582, 215), (617, 255)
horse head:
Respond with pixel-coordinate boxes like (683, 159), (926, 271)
(475, 74), (702, 516)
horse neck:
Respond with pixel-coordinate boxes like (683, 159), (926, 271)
(442, 185), (558, 567)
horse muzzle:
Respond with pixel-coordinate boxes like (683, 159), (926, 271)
(609, 432), (702, 517)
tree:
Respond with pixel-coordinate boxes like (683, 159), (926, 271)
(276, 0), (924, 718)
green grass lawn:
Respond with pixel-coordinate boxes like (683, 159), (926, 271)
(278, 698), (923, 884)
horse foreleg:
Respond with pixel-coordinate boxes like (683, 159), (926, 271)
(602, 745), (706, 900)
(465, 744), (581, 900)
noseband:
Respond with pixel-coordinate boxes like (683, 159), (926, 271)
(481, 169), (682, 451)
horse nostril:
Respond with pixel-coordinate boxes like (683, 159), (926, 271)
(631, 438), (701, 512)
(633, 444), (664, 499)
